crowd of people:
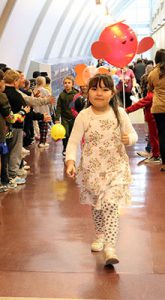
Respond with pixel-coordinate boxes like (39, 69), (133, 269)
(0, 68), (55, 192)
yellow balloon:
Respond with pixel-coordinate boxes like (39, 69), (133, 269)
(51, 124), (66, 141)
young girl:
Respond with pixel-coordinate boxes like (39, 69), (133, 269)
(33, 76), (51, 148)
(65, 74), (138, 267)
(126, 65), (160, 164)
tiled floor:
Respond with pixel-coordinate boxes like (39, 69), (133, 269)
(0, 123), (165, 300)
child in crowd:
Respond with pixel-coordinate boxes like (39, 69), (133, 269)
(65, 74), (138, 266)
(116, 66), (136, 108)
(70, 85), (88, 118)
(126, 66), (161, 164)
(55, 76), (78, 155)
(0, 70), (29, 191)
(33, 76), (51, 148)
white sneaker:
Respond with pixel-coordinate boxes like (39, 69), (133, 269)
(137, 151), (151, 158)
(17, 168), (28, 177)
(15, 177), (26, 185)
(24, 165), (30, 170)
(144, 156), (161, 164)
(7, 179), (17, 189)
(0, 185), (9, 193)
(44, 143), (49, 148)
(91, 237), (104, 252)
(22, 147), (30, 154)
(104, 247), (119, 266)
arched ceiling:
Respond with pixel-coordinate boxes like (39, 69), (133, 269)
(0, 0), (151, 76)
(105, 0), (135, 17)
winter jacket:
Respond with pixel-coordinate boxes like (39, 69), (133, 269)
(0, 93), (11, 143)
(148, 65), (165, 113)
(4, 86), (26, 129)
(55, 89), (78, 121)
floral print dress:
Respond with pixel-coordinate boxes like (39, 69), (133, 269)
(66, 106), (138, 210)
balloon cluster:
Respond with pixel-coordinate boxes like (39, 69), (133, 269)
(74, 64), (110, 86)
(74, 63), (119, 87)
(91, 21), (154, 68)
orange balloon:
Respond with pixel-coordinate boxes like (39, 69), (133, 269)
(82, 66), (97, 84)
(75, 76), (86, 86)
(110, 68), (117, 75)
(74, 63), (86, 74)
(74, 64), (87, 86)
(97, 66), (110, 74)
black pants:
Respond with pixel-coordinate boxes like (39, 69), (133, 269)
(119, 91), (132, 108)
(23, 117), (34, 147)
(62, 118), (75, 152)
(153, 113), (165, 164)
(1, 153), (9, 184)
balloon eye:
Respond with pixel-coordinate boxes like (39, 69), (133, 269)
(122, 40), (127, 44)
(130, 37), (134, 42)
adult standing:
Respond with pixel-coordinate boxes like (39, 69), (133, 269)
(133, 58), (146, 85)
(116, 66), (136, 108)
(148, 49), (165, 172)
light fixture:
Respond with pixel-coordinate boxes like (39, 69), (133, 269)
(96, 0), (102, 4)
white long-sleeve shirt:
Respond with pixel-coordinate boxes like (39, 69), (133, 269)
(65, 106), (138, 162)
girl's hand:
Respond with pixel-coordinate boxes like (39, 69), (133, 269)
(121, 134), (129, 145)
(66, 161), (76, 178)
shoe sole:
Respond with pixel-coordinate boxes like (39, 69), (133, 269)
(105, 258), (119, 266)
(144, 161), (161, 164)
(0, 189), (8, 193)
(137, 153), (150, 158)
(16, 181), (26, 185)
(91, 247), (104, 252)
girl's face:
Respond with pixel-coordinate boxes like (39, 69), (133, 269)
(88, 80), (114, 111)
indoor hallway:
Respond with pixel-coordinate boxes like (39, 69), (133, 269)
(0, 124), (165, 300)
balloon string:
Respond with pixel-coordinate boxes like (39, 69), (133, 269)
(122, 68), (126, 108)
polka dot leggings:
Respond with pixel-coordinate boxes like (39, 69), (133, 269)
(92, 201), (119, 248)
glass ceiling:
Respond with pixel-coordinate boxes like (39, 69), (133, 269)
(103, 0), (152, 39)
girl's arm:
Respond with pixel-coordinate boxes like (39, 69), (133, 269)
(119, 108), (138, 146)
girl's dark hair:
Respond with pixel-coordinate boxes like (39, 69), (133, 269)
(155, 48), (165, 79)
(87, 73), (120, 125)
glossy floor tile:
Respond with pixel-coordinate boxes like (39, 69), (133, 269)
(0, 124), (165, 299)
